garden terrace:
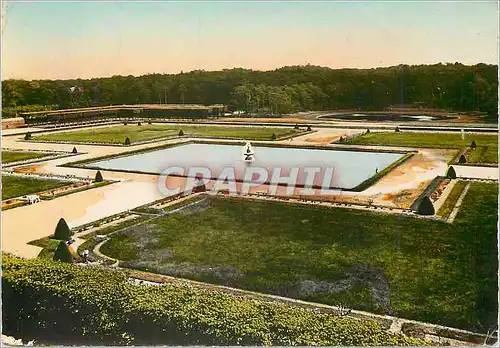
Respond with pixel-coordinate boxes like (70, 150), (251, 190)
(32, 125), (301, 144)
(344, 132), (498, 164)
(99, 182), (498, 332)
(1, 151), (52, 164)
(20, 104), (225, 124)
(2, 175), (70, 200)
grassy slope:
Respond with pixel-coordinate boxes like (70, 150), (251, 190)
(2, 176), (69, 200)
(2, 151), (50, 164)
(345, 132), (498, 163)
(34, 125), (298, 143)
(102, 183), (498, 331)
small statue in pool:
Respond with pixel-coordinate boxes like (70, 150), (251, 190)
(242, 142), (255, 162)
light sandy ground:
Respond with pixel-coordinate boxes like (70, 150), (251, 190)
(453, 165), (498, 180)
(287, 128), (363, 145)
(1, 124), (494, 258)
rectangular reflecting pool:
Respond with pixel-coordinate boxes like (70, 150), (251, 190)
(85, 143), (406, 190)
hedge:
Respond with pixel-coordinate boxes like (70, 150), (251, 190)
(2, 254), (426, 346)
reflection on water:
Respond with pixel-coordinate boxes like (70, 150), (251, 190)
(86, 144), (404, 190)
(319, 113), (455, 122)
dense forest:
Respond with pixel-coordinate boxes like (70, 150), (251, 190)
(2, 63), (498, 118)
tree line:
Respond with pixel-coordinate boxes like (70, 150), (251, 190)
(2, 63), (498, 118)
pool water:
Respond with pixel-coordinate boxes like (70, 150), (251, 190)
(85, 143), (405, 189)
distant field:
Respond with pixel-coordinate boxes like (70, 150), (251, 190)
(2, 151), (51, 164)
(101, 183), (498, 331)
(345, 132), (498, 163)
(2, 176), (69, 200)
(33, 125), (300, 144)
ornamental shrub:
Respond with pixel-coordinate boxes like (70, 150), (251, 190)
(53, 218), (72, 241)
(94, 171), (103, 183)
(416, 196), (435, 216)
(446, 166), (457, 179)
(1, 254), (426, 346)
(53, 241), (73, 263)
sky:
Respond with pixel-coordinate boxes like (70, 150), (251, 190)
(1, 1), (499, 80)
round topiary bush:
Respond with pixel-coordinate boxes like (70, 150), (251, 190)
(24, 132), (32, 140)
(53, 240), (73, 263)
(416, 196), (435, 216)
(471, 140), (477, 149)
(271, 133), (277, 140)
(178, 130), (184, 136)
(72, 147), (77, 154)
(148, 120), (152, 125)
(124, 137), (131, 145)
(458, 154), (467, 164)
(94, 170), (103, 183)
(124, 121), (128, 126)
(54, 218), (72, 241)
(446, 166), (457, 179)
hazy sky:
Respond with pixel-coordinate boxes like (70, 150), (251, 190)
(2, 1), (498, 80)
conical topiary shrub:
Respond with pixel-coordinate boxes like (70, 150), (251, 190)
(72, 147), (77, 154)
(417, 196), (435, 216)
(271, 133), (277, 140)
(307, 126), (312, 131)
(53, 240), (73, 263)
(366, 129), (370, 133)
(178, 130), (184, 136)
(446, 166), (457, 179)
(138, 121), (142, 126)
(294, 124), (299, 130)
(339, 136), (344, 143)
(124, 137), (131, 145)
(24, 132), (32, 140)
(124, 121), (128, 126)
(458, 154), (467, 164)
(471, 140), (477, 149)
(395, 126), (400, 132)
(94, 170), (103, 183)
(148, 120), (152, 125)
(54, 218), (72, 241)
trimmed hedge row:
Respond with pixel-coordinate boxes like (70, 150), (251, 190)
(2, 254), (426, 346)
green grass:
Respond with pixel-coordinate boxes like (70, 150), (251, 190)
(28, 237), (61, 259)
(345, 132), (498, 163)
(2, 175), (70, 200)
(33, 125), (299, 144)
(437, 181), (468, 219)
(101, 183), (498, 332)
(2, 151), (51, 164)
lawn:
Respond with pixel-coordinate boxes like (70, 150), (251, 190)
(345, 132), (498, 163)
(33, 125), (300, 144)
(2, 151), (51, 164)
(28, 237), (62, 259)
(2, 175), (69, 200)
(100, 183), (498, 332)
(437, 181), (468, 219)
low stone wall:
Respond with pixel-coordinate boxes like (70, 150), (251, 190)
(2, 117), (26, 130)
